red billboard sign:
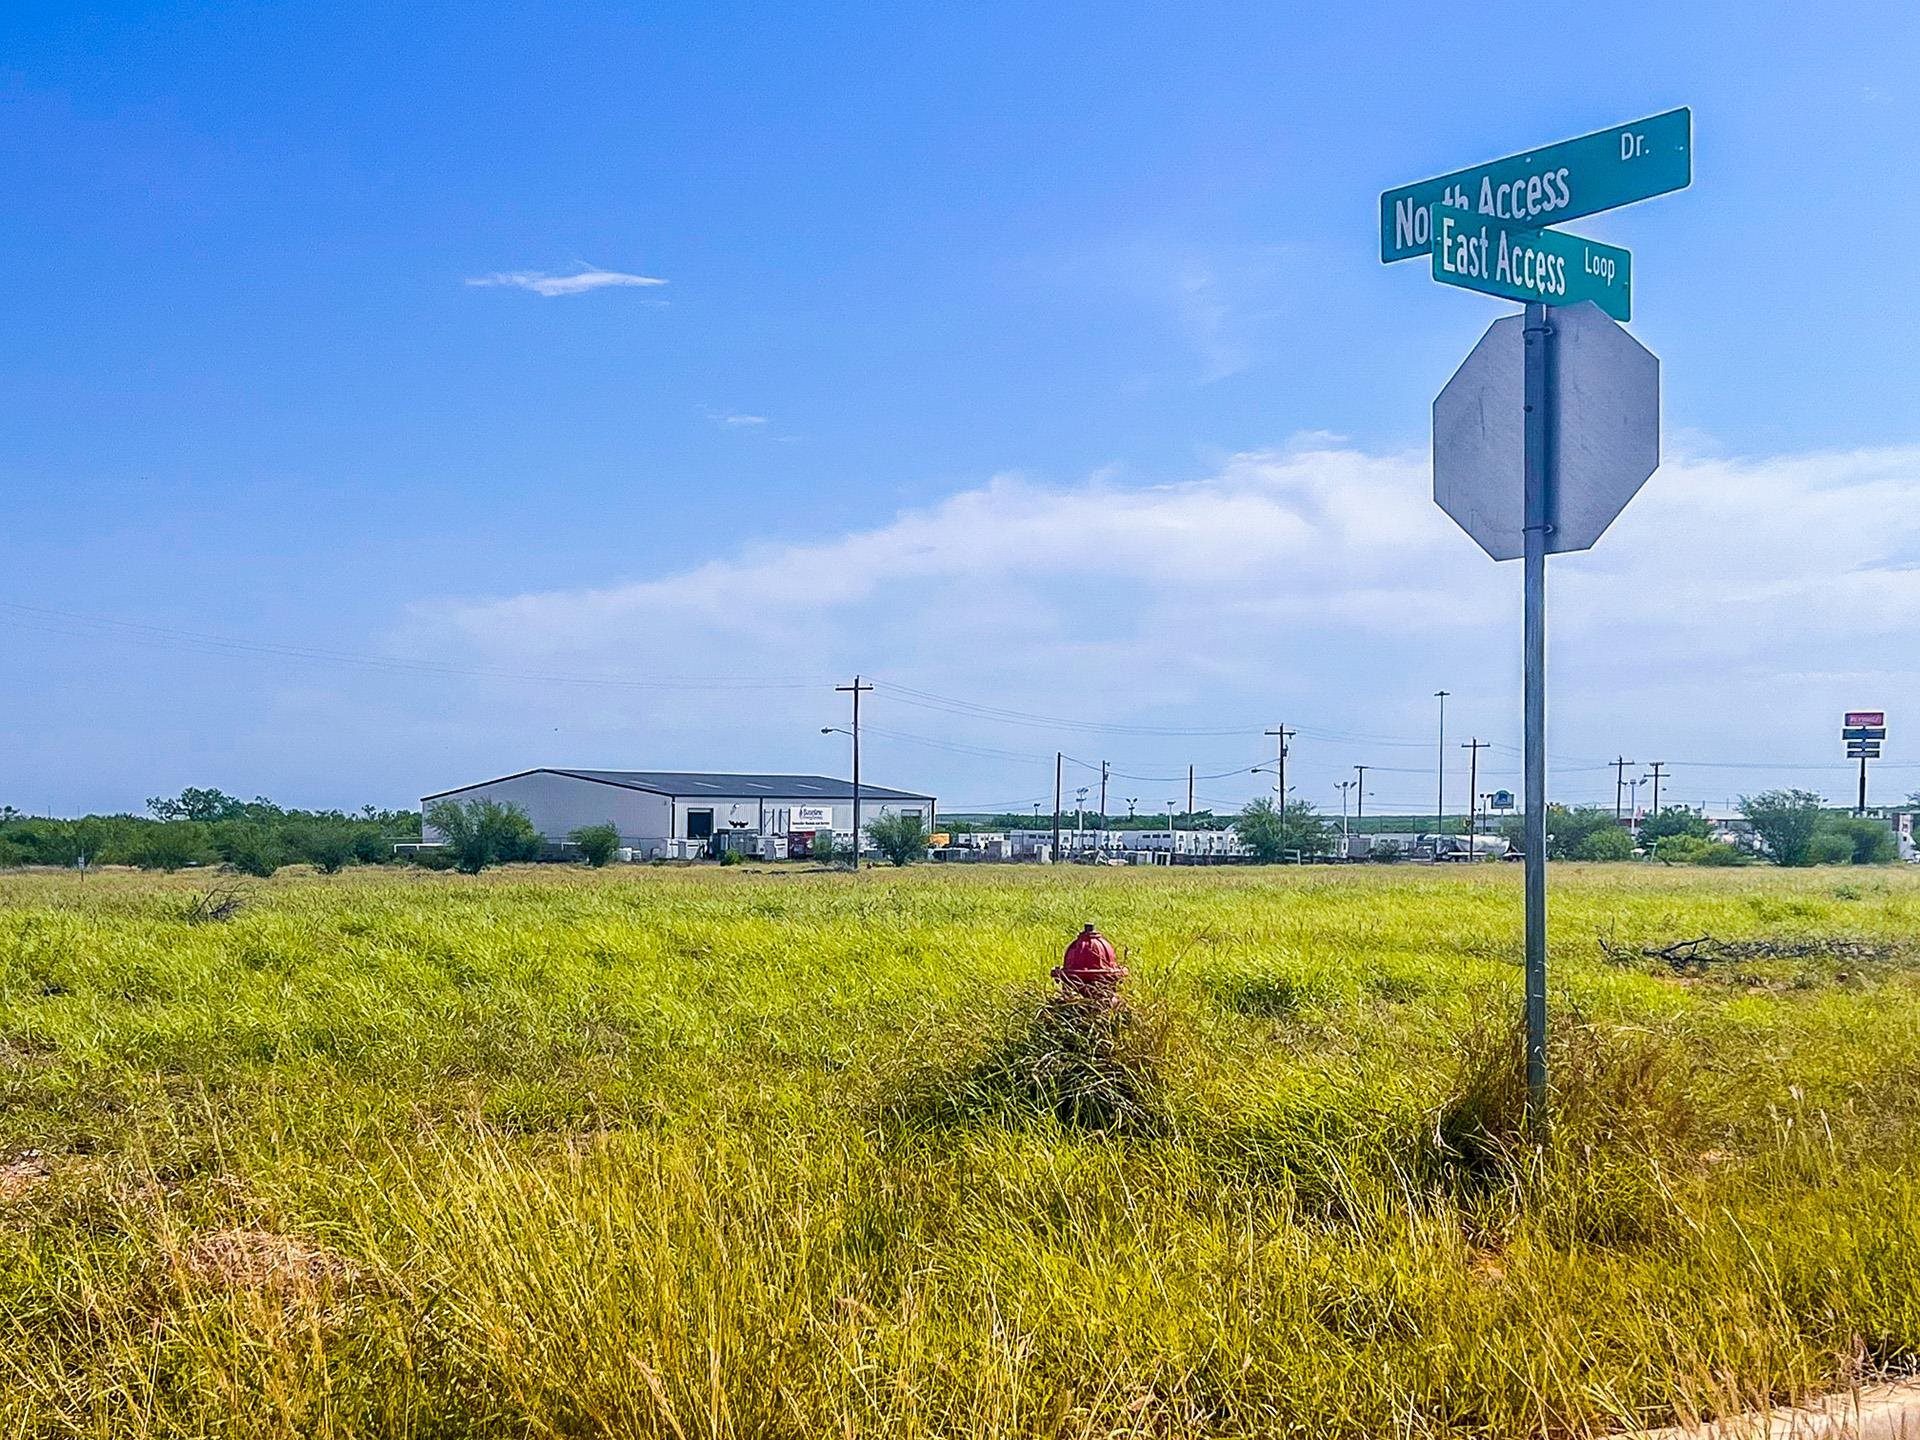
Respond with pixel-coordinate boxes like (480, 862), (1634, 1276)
(1845, 711), (1886, 728)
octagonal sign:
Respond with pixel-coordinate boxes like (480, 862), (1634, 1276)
(1433, 300), (1660, 562)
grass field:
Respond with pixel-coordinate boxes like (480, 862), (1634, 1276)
(3, 862), (1919, 1438)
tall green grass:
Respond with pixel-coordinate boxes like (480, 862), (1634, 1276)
(2, 863), (1918, 1435)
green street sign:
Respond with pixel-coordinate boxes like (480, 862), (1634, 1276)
(1430, 207), (1632, 320)
(1381, 108), (1690, 263)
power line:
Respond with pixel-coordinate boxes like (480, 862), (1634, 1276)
(873, 682), (1262, 737)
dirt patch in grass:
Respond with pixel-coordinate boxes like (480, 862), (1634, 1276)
(177, 1228), (356, 1291)
(0, 1150), (50, 1200)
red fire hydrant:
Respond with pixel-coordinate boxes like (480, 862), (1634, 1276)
(1053, 923), (1126, 999)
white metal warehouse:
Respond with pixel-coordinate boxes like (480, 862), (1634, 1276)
(420, 769), (936, 859)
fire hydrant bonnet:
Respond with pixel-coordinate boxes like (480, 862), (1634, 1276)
(1053, 923), (1126, 994)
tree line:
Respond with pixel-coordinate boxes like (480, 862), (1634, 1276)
(6, 785), (1904, 877)
(0, 788), (420, 875)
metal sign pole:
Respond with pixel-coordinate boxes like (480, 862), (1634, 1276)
(1522, 302), (1553, 1132)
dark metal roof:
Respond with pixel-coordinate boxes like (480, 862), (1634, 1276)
(423, 768), (933, 803)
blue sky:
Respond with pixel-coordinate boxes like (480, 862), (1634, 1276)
(4, 1), (1919, 818)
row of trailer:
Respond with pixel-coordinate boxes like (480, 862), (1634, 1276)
(929, 828), (1514, 865)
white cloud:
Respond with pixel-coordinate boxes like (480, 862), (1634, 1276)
(465, 267), (667, 297)
(703, 409), (769, 427)
(392, 440), (1920, 809)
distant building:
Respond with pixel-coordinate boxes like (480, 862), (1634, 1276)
(421, 769), (934, 860)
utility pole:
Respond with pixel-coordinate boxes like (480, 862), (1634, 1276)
(1647, 761), (1667, 816)
(1187, 764), (1194, 820)
(1052, 753), (1062, 859)
(1098, 761), (1110, 847)
(1434, 691), (1450, 840)
(1612, 755), (1636, 823)
(1265, 725), (1295, 808)
(1167, 798), (1179, 865)
(1354, 764), (1370, 822)
(1126, 797), (1138, 820)
(1461, 737), (1489, 850)
(835, 676), (874, 870)
(1075, 786), (1089, 854)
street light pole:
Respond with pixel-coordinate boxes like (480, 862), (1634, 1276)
(1434, 691), (1451, 843)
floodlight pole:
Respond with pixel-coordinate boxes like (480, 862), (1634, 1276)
(1522, 302), (1554, 1135)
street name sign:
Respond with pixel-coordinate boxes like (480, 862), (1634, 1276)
(1381, 108), (1691, 263)
(1433, 300), (1660, 561)
(1430, 207), (1632, 320)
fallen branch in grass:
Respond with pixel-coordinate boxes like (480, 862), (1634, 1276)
(182, 881), (248, 925)
(1597, 932), (1893, 972)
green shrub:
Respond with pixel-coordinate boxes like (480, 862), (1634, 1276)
(129, 822), (212, 871)
(1740, 788), (1824, 866)
(1816, 816), (1897, 866)
(1236, 797), (1332, 861)
(1513, 805), (1623, 861)
(291, 825), (357, 874)
(213, 822), (283, 877)
(864, 812), (929, 867)
(424, 799), (541, 874)
(1655, 835), (1746, 866)
(1807, 831), (1856, 865)
(569, 823), (621, 868)
(1574, 825), (1634, 861)
(1654, 835), (1709, 864)
(1637, 806), (1710, 850)
(350, 827), (393, 865)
